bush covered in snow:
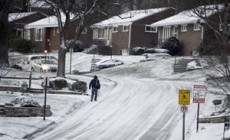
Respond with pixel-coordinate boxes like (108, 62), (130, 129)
(51, 79), (67, 90)
(12, 64), (22, 70)
(70, 80), (87, 93)
(161, 37), (183, 55)
(10, 96), (40, 107)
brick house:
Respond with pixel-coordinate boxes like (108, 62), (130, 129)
(8, 12), (47, 39)
(24, 14), (95, 52)
(91, 7), (175, 55)
(150, 5), (225, 55)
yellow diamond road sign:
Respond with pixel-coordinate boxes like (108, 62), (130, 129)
(179, 90), (190, 105)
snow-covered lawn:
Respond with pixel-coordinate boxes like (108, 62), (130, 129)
(0, 52), (228, 140)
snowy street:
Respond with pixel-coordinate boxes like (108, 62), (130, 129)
(0, 53), (227, 140)
(33, 76), (196, 140)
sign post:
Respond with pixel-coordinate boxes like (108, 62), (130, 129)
(179, 90), (190, 105)
(43, 77), (49, 120)
(179, 89), (190, 140)
(193, 85), (206, 133)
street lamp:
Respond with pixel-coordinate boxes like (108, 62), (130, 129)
(44, 50), (47, 63)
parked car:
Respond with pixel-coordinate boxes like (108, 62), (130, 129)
(31, 59), (58, 72)
(17, 54), (58, 71)
(94, 59), (124, 70)
(21, 54), (58, 65)
(140, 53), (172, 62)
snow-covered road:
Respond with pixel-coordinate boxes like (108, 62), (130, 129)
(33, 77), (196, 140)
(1, 53), (225, 140)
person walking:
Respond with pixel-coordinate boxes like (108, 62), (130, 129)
(89, 75), (100, 101)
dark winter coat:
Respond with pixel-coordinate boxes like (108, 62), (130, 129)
(89, 76), (100, 89)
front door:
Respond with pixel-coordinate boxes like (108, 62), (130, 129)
(162, 26), (171, 42)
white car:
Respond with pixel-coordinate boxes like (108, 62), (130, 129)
(140, 53), (172, 62)
(31, 59), (58, 72)
(94, 59), (124, 70)
(21, 54), (58, 65)
(17, 54), (58, 71)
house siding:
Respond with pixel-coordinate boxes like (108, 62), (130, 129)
(178, 24), (202, 55)
(49, 28), (60, 51)
(30, 29), (46, 52)
(67, 21), (93, 47)
(112, 26), (129, 55)
(130, 9), (175, 54)
(109, 8), (175, 55)
(157, 24), (202, 56)
(130, 24), (158, 50)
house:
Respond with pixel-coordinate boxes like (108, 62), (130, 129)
(24, 14), (93, 53)
(91, 7), (175, 55)
(8, 12), (47, 38)
(150, 5), (225, 55)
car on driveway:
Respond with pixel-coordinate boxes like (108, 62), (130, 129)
(21, 54), (58, 65)
(140, 53), (172, 62)
(94, 59), (124, 70)
(32, 59), (58, 72)
(17, 54), (58, 71)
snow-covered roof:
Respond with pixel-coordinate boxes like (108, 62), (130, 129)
(92, 7), (171, 28)
(30, 0), (49, 8)
(25, 15), (59, 29)
(8, 12), (37, 22)
(151, 4), (224, 27)
(25, 13), (74, 29)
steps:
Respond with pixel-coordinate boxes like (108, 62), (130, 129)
(174, 58), (194, 73)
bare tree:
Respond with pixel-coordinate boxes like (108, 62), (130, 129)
(191, 1), (230, 96)
(0, 0), (14, 66)
(42, 0), (127, 77)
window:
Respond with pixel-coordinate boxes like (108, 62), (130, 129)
(181, 25), (187, 32)
(123, 25), (129, 32)
(145, 25), (157, 33)
(81, 28), (87, 34)
(93, 28), (109, 39)
(16, 29), (23, 38)
(93, 29), (98, 39)
(98, 28), (104, 38)
(24, 30), (30, 40)
(108, 28), (112, 40)
(113, 26), (118, 32)
(194, 24), (201, 31)
(35, 28), (43, 41)
(173, 26), (178, 36)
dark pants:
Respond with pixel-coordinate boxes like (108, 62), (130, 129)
(91, 88), (98, 101)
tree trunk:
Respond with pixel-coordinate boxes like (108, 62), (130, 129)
(57, 47), (66, 77)
(0, 12), (9, 66)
